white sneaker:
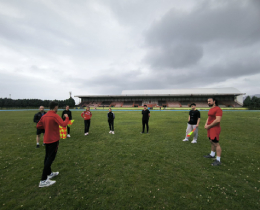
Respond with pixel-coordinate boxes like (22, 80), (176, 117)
(109, 131), (112, 134)
(67, 134), (71, 138)
(39, 179), (56, 188)
(47, 172), (59, 180)
(191, 140), (197, 143)
(112, 131), (115, 134)
(183, 139), (189, 141)
(85, 133), (87, 135)
(86, 132), (89, 135)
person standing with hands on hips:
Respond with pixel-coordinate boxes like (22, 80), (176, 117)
(107, 108), (115, 134)
(37, 101), (70, 187)
(81, 107), (92, 135)
(141, 105), (150, 134)
(61, 105), (72, 138)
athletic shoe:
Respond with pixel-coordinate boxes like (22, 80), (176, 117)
(39, 180), (56, 188)
(112, 131), (115, 134)
(86, 133), (89, 135)
(141, 132), (144, 134)
(109, 131), (112, 134)
(147, 132), (149, 134)
(67, 134), (71, 138)
(36, 145), (40, 148)
(182, 139), (189, 142)
(204, 154), (215, 158)
(85, 133), (87, 135)
(191, 140), (197, 143)
(212, 160), (221, 166)
(47, 172), (59, 180)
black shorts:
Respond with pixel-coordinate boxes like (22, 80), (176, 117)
(37, 129), (45, 135)
(209, 137), (219, 143)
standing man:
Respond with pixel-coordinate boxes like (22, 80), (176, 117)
(183, 103), (200, 143)
(141, 105), (150, 134)
(33, 106), (46, 148)
(107, 108), (115, 134)
(37, 101), (69, 187)
(204, 98), (223, 166)
(81, 107), (92, 135)
(61, 105), (72, 138)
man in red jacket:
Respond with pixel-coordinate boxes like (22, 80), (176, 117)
(81, 106), (92, 135)
(37, 101), (69, 187)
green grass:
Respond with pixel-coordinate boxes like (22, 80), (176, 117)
(0, 110), (259, 210)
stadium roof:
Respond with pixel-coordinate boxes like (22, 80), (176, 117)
(75, 87), (245, 98)
(121, 87), (244, 96)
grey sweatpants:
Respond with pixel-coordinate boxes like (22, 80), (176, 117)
(184, 123), (198, 141)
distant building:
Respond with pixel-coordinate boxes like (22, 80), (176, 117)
(75, 87), (245, 108)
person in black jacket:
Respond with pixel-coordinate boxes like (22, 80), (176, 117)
(141, 105), (150, 134)
(107, 108), (115, 134)
(33, 106), (46, 148)
(61, 105), (72, 137)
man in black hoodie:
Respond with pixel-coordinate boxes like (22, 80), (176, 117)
(61, 105), (72, 137)
(107, 108), (115, 134)
(33, 106), (46, 148)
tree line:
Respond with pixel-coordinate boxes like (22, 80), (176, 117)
(243, 96), (260, 110)
(0, 97), (75, 108)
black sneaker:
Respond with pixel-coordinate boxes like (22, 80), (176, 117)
(36, 145), (40, 148)
(204, 154), (215, 158)
(212, 160), (221, 166)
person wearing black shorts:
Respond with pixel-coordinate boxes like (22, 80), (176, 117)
(33, 106), (46, 148)
(141, 105), (150, 134)
(61, 105), (72, 138)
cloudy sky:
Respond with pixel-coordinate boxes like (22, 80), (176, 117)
(0, 0), (259, 102)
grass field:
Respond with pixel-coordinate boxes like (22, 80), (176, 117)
(1, 110), (259, 210)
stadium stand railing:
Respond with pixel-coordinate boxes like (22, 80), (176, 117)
(122, 101), (134, 107)
(167, 101), (181, 107)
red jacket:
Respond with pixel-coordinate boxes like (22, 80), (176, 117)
(37, 110), (69, 144)
(81, 111), (92, 120)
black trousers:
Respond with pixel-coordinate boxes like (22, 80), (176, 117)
(41, 141), (59, 180)
(142, 119), (149, 133)
(67, 126), (70, 134)
(84, 120), (91, 133)
(108, 120), (114, 131)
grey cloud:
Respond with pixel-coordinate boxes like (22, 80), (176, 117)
(144, 42), (203, 68)
(145, 0), (260, 47)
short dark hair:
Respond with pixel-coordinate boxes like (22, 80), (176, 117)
(49, 101), (58, 110)
(66, 105), (69, 107)
(208, 97), (218, 106)
(190, 103), (196, 106)
(144, 104), (147, 107)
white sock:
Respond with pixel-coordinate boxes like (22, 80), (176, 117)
(210, 151), (215, 157)
(37, 143), (39, 145)
(216, 156), (221, 162)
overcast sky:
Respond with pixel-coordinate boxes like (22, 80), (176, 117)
(0, 0), (259, 101)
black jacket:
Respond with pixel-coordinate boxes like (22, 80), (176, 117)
(107, 112), (115, 121)
(33, 112), (47, 123)
(61, 110), (72, 120)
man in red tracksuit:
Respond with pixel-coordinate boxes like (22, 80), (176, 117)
(81, 107), (92, 135)
(37, 101), (69, 187)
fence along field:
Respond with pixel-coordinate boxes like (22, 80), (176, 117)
(0, 110), (259, 210)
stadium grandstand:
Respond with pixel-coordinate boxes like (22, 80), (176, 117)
(75, 87), (245, 108)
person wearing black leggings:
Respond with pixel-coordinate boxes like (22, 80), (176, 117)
(141, 105), (150, 134)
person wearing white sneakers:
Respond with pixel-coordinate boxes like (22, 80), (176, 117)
(81, 107), (92, 135)
(37, 101), (70, 187)
(107, 108), (115, 134)
(182, 103), (200, 143)
(61, 105), (72, 138)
